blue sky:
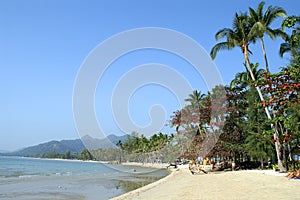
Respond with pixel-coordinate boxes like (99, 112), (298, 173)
(0, 0), (299, 151)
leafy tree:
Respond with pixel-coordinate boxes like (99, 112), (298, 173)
(64, 150), (71, 159)
(260, 64), (300, 170)
(80, 149), (94, 160)
(221, 88), (246, 159)
(170, 86), (226, 159)
(280, 16), (300, 57)
(245, 132), (274, 168)
(210, 9), (286, 172)
(210, 12), (271, 120)
(118, 132), (173, 163)
(184, 90), (207, 137)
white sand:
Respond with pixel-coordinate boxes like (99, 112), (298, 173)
(111, 168), (300, 200)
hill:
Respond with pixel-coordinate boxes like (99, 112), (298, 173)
(81, 134), (130, 150)
(0, 149), (9, 154)
(6, 134), (130, 157)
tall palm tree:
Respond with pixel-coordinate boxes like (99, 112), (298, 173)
(249, 1), (287, 73)
(211, 12), (285, 171)
(210, 13), (271, 118)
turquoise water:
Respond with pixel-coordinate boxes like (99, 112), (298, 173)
(0, 156), (169, 199)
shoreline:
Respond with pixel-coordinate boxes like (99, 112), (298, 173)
(7, 156), (169, 168)
(111, 167), (179, 200)
(120, 162), (171, 169)
(41, 157), (109, 164)
(110, 167), (300, 200)
(3, 155), (110, 164)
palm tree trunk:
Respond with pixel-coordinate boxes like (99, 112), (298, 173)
(243, 48), (271, 118)
(272, 110), (286, 172)
(243, 46), (286, 172)
(259, 37), (269, 73)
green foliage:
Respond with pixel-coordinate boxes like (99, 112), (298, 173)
(91, 148), (121, 161)
(64, 150), (71, 159)
(116, 132), (174, 163)
(80, 149), (94, 160)
(245, 133), (274, 161)
(43, 151), (61, 158)
(280, 16), (300, 57)
(209, 1), (300, 172)
(272, 164), (278, 171)
(210, 12), (254, 61)
(282, 16), (300, 29)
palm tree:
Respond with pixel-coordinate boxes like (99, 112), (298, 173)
(185, 90), (206, 110)
(230, 63), (264, 89)
(185, 90), (206, 136)
(210, 13), (271, 119)
(230, 71), (249, 90)
(211, 12), (285, 171)
(249, 1), (286, 73)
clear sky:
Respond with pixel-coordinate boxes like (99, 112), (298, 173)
(0, 0), (299, 151)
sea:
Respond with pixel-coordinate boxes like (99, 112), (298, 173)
(0, 156), (169, 200)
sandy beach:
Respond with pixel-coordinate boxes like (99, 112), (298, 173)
(111, 167), (300, 200)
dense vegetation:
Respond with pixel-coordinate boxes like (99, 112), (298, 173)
(209, 2), (300, 172)
(35, 149), (94, 161)
(108, 2), (300, 172)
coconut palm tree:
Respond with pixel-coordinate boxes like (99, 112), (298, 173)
(230, 71), (249, 90)
(185, 90), (206, 136)
(185, 90), (206, 113)
(211, 12), (285, 171)
(249, 1), (286, 73)
(230, 63), (264, 89)
(210, 13), (271, 118)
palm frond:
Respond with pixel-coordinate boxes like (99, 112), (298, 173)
(210, 42), (235, 59)
(249, 22), (265, 39)
(266, 28), (287, 40)
(257, 1), (265, 20)
(215, 28), (233, 40)
(279, 42), (291, 57)
(265, 6), (286, 25)
(249, 7), (258, 24)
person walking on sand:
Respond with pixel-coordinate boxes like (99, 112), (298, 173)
(232, 160), (235, 171)
(211, 159), (215, 170)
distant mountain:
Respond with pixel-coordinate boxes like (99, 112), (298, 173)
(0, 150), (9, 154)
(81, 134), (130, 150)
(60, 139), (85, 153)
(9, 140), (84, 157)
(7, 134), (130, 157)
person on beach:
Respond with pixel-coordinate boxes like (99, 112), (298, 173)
(167, 162), (177, 169)
(189, 161), (208, 174)
(210, 159), (215, 170)
(286, 169), (300, 179)
(232, 161), (235, 171)
(203, 157), (208, 165)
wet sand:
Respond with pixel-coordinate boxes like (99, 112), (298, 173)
(111, 167), (300, 200)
